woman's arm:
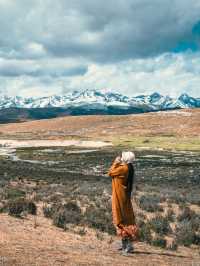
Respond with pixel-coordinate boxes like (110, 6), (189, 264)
(108, 161), (128, 177)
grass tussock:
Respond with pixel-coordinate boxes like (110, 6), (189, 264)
(7, 198), (37, 217)
(138, 194), (164, 212)
(149, 215), (172, 236)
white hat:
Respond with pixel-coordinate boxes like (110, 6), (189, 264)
(121, 151), (135, 164)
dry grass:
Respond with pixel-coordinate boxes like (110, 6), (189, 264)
(0, 208), (200, 266)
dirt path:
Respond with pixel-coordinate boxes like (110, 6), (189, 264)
(0, 211), (199, 266)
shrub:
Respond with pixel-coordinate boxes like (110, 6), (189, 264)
(8, 199), (25, 217)
(84, 205), (115, 235)
(138, 222), (152, 243)
(186, 193), (200, 206)
(52, 202), (82, 229)
(139, 195), (163, 212)
(190, 216), (200, 231)
(151, 237), (167, 248)
(27, 201), (37, 215)
(178, 207), (200, 231)
(166, 192), (185, 204)
(149, 215), (171, 236)
(193, 234), (200, 246)
(7, 198), (37, 217)
(175, 220), (195, 247)
(53, 209), (68, 229)
(178, 206), (196, 222)
(43, 204), (55, 218)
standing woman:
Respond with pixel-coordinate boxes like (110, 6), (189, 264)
(108, 151), (138, 254)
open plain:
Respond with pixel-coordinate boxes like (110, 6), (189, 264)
(0, 108), (200, 265)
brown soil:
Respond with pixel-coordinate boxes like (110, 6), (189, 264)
(0, 210), (199, 266)
(0, 109), (199, 140)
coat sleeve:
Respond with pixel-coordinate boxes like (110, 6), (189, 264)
(108, 162), (128, 177)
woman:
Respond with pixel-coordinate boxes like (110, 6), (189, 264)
(108, 151), (138, 254)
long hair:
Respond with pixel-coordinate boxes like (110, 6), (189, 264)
(127, 163), (135, 197)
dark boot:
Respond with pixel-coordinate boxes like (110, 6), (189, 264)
(125, 239), (134, 253)
(122, 238), (128, 250)
(117, 238), (127, 251)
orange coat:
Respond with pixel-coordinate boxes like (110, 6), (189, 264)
(108, 162), (136, 227)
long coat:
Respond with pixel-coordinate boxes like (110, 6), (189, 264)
(108, 161), (136, 227)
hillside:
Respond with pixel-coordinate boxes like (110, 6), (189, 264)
(0, 107), (73, 124)
(0, 108), (199, 139)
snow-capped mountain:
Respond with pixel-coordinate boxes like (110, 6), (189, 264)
(0, 90), (199, 113)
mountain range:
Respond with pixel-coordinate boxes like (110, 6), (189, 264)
(0, 90), (199, 123)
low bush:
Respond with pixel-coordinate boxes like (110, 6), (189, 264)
(138, 222), (152, 243)
(43, 200), (115, 235)
(149, 215), (171, 236)
(84, 205), (115, 235)
(46, 202), (82, 229)
(178, 207), (200, 231)
(43, 204), (56, 218)
(8, 198), (37, 217)
(178, 206), (197, 222)
(27, 201), (37, 215)
(175, 220), (195, 247)
(166, 192), (186, 204)
(193, 234), (200, 246)
(185, 193), (200, 206)
(190, 216), (200, 231)
(151, 236), (167, 248)
(139, 195), (163, 212)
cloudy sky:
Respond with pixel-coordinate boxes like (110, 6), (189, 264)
(0, 0), (200, 98)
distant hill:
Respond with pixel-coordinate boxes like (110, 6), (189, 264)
(0, 90), (199, 123)
(0, 109), (199, 140)
(0, 107), (72, 123)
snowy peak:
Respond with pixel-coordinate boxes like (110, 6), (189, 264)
(0, 89), (199, 112)
(178, 93), (200, 107)
(149, 92), (162, 101)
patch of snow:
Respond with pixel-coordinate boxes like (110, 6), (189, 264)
(0, 139), (112, 149)
(0, 139), (112, 164)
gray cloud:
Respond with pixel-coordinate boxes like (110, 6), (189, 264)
(41, 0), (200, 62)
(0, 0), (200, 97)
(0, 0), (200, 63)
(0, 58), (88, 77)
